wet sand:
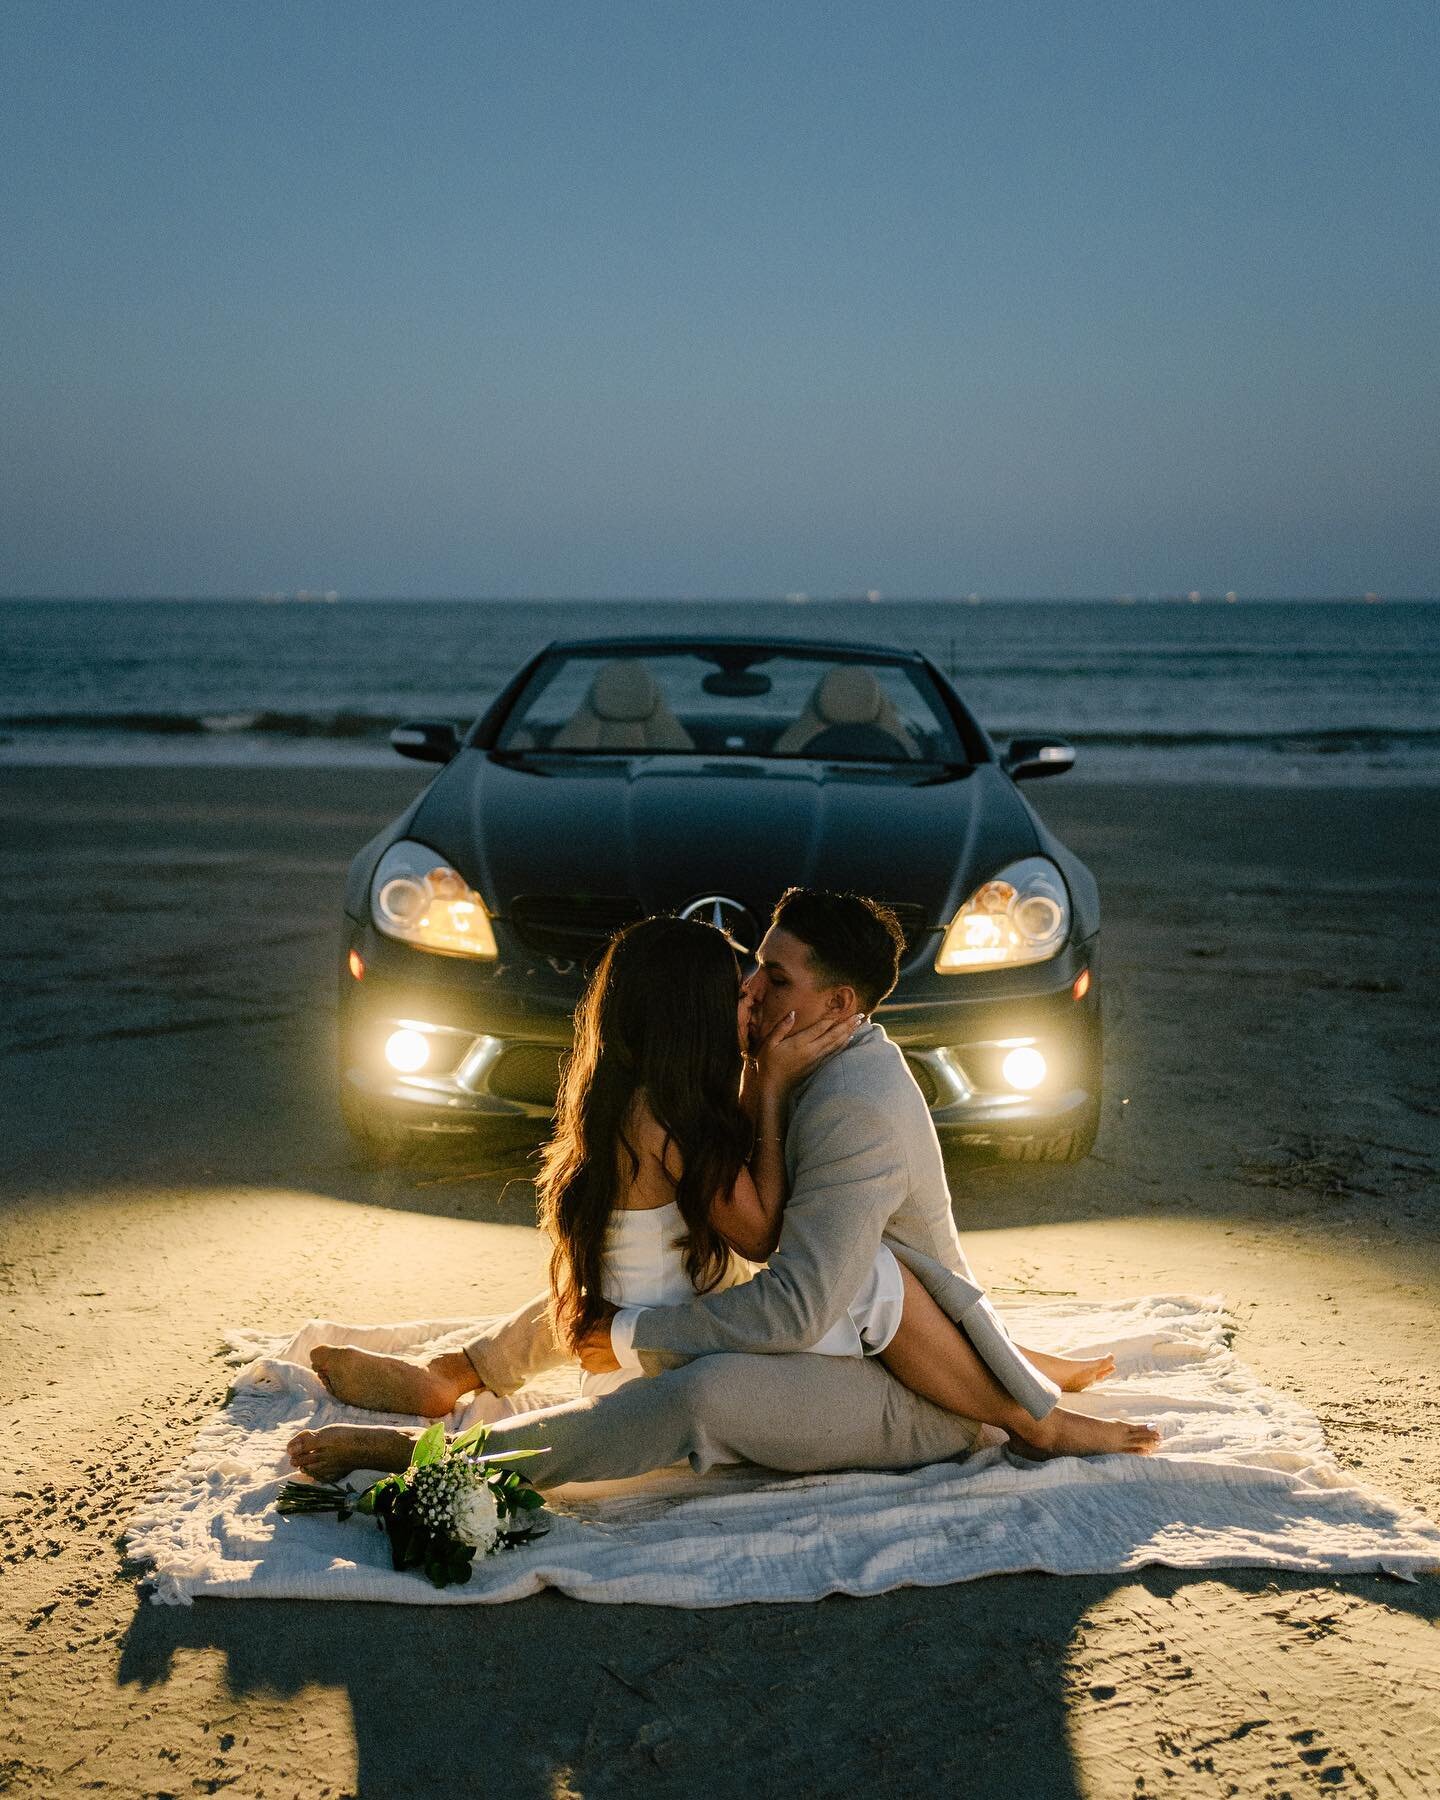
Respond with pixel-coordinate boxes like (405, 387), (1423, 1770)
(1, 765), (1438, 1798)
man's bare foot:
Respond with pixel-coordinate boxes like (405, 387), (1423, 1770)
(1018, 1407), (1160, 1459)
(287, 1424), (415, 1483)
(309, 1346), (475, 1417)
(1022, 1348), (1117, 1393)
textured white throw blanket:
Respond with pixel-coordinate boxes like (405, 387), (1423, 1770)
(126, 1295), (1440, 1607)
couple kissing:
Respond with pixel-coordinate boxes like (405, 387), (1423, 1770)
(290, 889), (1158, 1490)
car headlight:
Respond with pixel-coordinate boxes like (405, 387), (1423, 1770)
(935, 856), (1070, 972)
(370, 840), (498, 958)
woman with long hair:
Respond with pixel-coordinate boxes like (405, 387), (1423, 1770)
(538, 914), (791, 1383)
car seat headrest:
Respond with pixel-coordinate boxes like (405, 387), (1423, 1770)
(815, 666), (884, 726)
(590, 661), (661, 723)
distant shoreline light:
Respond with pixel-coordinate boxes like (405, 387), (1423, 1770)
(0, 593), (1436, 607)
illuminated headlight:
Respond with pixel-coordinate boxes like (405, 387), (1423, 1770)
(370, 840), (498, 958)
(1001, 1046), (1047, 1090)
(936, 857), (1070, 972)
(385, 1028), (432, 1073)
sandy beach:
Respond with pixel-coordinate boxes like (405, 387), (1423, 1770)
(2, 764), (1437, 1798)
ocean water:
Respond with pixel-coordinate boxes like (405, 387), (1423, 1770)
(0, 597), (1435, 785)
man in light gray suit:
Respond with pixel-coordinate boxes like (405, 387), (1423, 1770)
(303, 891), (1068, 1487)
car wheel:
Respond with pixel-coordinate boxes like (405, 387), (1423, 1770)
(994, 1097), (1101, 1164)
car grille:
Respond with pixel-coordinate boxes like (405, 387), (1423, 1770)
(904, 1055), (940, 1107)
(507, 894), (932, 963)
(488, 1043), (569, 1107)
(508, 894), (645, 962)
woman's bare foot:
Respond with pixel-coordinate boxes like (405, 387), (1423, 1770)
(287, 1424), (415, 1483)
(1021, 1348), (1117, 1393)
(1018, 1406), (1160, 1459)
(309, 1346), (475, 1417)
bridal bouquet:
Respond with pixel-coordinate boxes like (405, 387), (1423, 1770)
(276, 1421), (548, 1588)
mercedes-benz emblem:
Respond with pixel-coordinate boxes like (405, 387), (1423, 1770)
(679, 894), (760, 953)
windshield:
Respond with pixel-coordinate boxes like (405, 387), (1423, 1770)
(493, 648), (966, 763)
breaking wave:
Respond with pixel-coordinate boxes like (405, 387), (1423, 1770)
(0, 709), (415, 740)
(1049, 726), (1440, 754)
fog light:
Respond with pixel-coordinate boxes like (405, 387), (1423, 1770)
(385, 1028), (431, 1073)
(348, 949), (365, 980)
(1001, 1046), (1047, 1091)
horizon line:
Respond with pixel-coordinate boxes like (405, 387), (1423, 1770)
(2, 592), (1435, 606)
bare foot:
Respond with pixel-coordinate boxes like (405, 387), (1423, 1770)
(309, 1345), (473, 1417)
(1023, 1348), (1117, 1393)
(1018, 1406), (1160, 1459)
(287, 1424), (415, 1483)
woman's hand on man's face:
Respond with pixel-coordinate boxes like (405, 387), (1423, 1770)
(753, 1007), (864, 1092)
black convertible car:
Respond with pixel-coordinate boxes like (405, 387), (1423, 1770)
(338, 635), (1101, 1162)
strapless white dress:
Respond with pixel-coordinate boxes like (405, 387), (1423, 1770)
(584, 1201), (905, 1396)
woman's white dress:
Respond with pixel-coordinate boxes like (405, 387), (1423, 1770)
(583, 1201), (904, 1397)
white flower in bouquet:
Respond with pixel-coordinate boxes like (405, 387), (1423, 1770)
(451, 1472), (501, 1553)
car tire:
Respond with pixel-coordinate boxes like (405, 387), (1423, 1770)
(994, 1097), (1101, 1164)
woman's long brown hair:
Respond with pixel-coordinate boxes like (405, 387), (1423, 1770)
(537, 916), (751, 1353)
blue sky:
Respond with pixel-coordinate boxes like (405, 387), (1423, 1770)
(2, 1), (1437, 597)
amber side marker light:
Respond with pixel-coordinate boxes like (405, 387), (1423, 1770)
(1072, 967), (1091, 1001)
(348, 949), (365, 980)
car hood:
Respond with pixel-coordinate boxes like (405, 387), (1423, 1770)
(408, 751), (1040, 926)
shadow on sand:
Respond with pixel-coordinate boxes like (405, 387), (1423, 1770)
(113, 1567), (1439, 1799)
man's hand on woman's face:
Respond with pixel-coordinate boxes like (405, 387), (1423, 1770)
(753, 1007), (864, 1092)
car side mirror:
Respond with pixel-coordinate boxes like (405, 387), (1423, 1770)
(1002, 736), (1075, 782)
(390, 720), (462, 765)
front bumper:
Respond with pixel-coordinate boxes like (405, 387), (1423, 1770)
(338, 921), (1101, 1141)
(899, 1044), (1096, 1141)
(338, 921), (578, 1132)
(877, 938), (1101, 1142)
(342, 1029), (562, 1130)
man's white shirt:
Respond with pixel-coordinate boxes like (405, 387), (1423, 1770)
(609, 1304), (646, 1371)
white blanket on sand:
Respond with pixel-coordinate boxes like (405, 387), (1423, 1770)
(126, 1295), (1440, 1608)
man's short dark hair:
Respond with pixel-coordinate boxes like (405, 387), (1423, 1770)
(770, 888), (904, 1011)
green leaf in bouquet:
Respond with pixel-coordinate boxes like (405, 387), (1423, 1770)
(447, 1422), (492, 1457)
(385, 1516), (417, 1573)
(470, 1446), (549, 1467)
(419, 1542), (473, 1588)
(409, 1421), (447, 1468)
(360, 1474), (403, 1519)
(499, 1521), (549, 1545)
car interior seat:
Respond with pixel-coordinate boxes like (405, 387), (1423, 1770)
(771, 665), (922, 759)
(549, 660), (696, 752)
